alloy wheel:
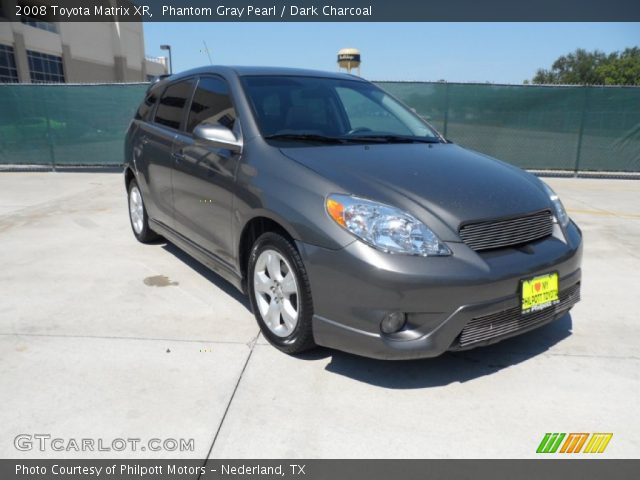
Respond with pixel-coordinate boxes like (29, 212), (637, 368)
(129, 185), (144, 235)
(253, 249), (300, 337)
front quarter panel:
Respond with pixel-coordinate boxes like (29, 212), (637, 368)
(234, 138), (356, 253)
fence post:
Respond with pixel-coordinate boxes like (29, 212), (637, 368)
(573, 86), (589, 176)
(443, 82), (450, 138)
(42, 89), (56, 171)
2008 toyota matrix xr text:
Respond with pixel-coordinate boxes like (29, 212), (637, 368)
(124, 66), (582, 360)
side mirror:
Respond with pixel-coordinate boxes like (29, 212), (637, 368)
(193, 123), (242, 152)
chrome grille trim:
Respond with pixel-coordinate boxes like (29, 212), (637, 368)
(455, 283), (580, 349)
(459, 210), (554, 251)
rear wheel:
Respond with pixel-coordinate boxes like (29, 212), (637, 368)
(127, 179), (159, 243)
(248, 232), (315, 354)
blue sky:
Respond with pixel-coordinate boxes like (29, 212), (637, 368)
(144, 23), (640, 83)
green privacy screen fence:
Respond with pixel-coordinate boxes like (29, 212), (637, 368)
(1, 82), (639, 171)
(0, 83), (148, 167)
(379, 82), (640, 172)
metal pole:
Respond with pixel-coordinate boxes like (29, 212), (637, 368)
(574, 86), (589, 176)
(42, 89), (56, 171)
(443, 82), (450, 138)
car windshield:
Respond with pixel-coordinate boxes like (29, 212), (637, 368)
(241, 75), (441, 143)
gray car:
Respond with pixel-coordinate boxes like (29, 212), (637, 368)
(124, 66), (582, 360)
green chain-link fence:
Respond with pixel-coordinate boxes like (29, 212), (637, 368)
(1, 82), (639, 171)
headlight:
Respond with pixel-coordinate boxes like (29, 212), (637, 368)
(541, 181), (570, 227)
(326, 194), (451, 256)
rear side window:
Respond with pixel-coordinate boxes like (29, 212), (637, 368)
(186, 77), (236, 133)
(135, 87), (160, 121)
(154, 80), (194, 130)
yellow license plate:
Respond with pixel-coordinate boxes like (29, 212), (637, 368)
(521, 273), (559, 314)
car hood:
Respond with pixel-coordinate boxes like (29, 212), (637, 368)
(280, 143), (551, 241)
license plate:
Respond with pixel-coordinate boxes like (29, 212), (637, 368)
(521, 273), (559, 314)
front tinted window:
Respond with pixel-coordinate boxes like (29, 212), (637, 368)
(336, 87), (413, 135)
(154, 80), (194, 130)
(241, 76), (438, 139)
(186, 77), (236, 133)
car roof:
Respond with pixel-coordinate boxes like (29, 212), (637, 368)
(162, 65), (366, 83)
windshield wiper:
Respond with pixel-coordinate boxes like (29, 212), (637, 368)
(264, 133), (349, 144)
(347, 134), (442, 144)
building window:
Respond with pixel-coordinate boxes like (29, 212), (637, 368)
(21, 18), (58, 33)
(27, 50), (65, 83)
(0, 45), (19, 83)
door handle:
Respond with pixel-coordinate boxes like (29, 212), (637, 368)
(172, 152), (186, 163)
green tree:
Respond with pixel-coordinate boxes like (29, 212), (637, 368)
(530, 47), (640, 85)
(596, 48), (640, 85)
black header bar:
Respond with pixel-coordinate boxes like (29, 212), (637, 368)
(2, 0), (640, 22)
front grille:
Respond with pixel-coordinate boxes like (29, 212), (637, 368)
(455, 283), (580, 349)
(459, 210), (554, 251)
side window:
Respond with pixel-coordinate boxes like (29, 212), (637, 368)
(135, 87), (160, 121)
(154, 80), (194, 130)
(186, 77), (236, 134)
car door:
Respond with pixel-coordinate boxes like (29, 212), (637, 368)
(142, 79), (194, 228)
(172, 75), (241, 267)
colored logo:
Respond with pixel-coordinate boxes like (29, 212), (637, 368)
(536, 433), (613, 454)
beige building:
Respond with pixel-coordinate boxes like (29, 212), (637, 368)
(0, 5), (167, 83)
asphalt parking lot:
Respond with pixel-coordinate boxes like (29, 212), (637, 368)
(0, 172), (638, 459)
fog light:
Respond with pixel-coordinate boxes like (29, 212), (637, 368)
(381, 312), (407, 334)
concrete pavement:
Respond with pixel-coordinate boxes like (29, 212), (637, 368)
(0, 173), (638, 458)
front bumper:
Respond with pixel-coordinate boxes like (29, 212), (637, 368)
(296, 221), (583, 360)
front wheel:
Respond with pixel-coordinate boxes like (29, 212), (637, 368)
(247, 232), (316, 354)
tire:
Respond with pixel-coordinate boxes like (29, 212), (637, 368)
(127, 179), (160, 243)
(247, 232), (316, 354)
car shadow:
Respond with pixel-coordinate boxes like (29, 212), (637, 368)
(298, 314), (573, 389)
(157, 238), (572, 389)
(160, 241), (251, 311)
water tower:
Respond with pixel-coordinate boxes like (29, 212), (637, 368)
(337, 48), (361, 75)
